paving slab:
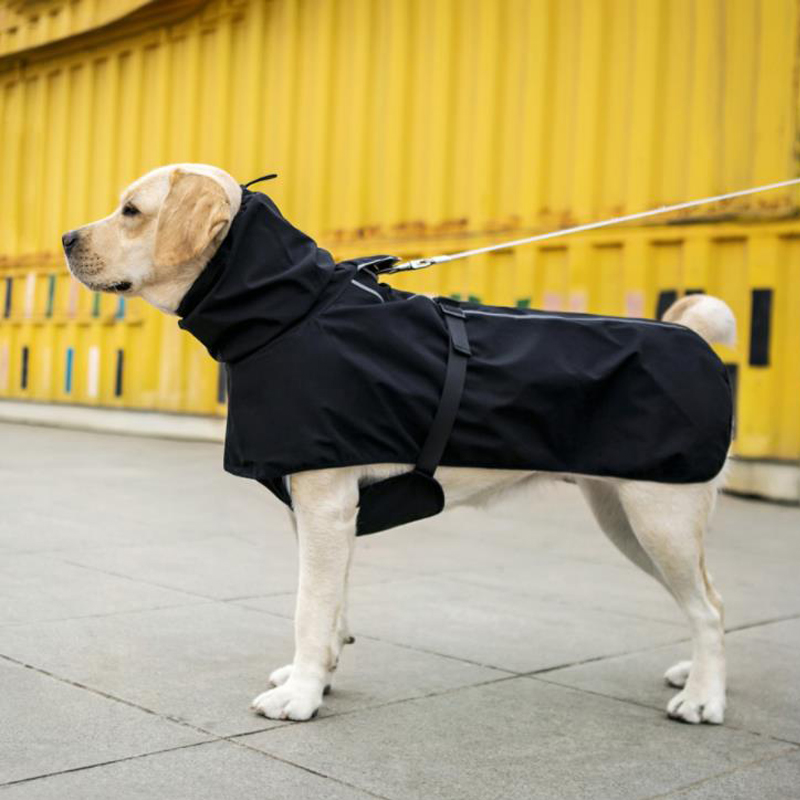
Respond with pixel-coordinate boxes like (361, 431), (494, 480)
(241, 574), (687, 673)
(537, 619), (800, 743)
(710, 493), (800, 558)
(739, 616), (800, 648)
(442, 554), (680, 624)
(661, 749), (800, 799)
(0, 553), (203, 626)
(698, 545), (800, 630)
(2, 423), (799, 798)
(241, 677), (794, 800)
(0, 423), (285, 554)
(0, 740), (377, 799)
(0, 659), (207, 785)
(0, 601), (506, 738)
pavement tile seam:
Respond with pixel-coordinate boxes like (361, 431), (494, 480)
(432, 571), (683, 626)
(0, 735), (394, 800)
(0, 598), (219, 630)
(517, 612), (800, 684)
(37, 552), (220, 603)
(725, 611), (800, 638)
(230, 673), (525, 746)
(0, 741), (213, 790)
(0, 652), (219, 742)
(234, 600), (525, 672)
(639, 747), (800, 800)
(218, 568), (439, 603)
(231, 672), (800, 770)
(222, 737), (395, 800)
(31, 531), (270, 557)
(516, 634), (692, 677)
(0, 613), (517, 748)
(527, 673), (800, 748)
(431, 572), (685, 621)
(237, 596), (693, 675)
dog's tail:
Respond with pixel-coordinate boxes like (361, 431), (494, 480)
(661, 294), (736, 347)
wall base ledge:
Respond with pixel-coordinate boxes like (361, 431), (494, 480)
(725, 458), (800, 505)
(0, 400), (225, 442)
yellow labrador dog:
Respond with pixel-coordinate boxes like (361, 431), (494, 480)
(64, 164), (735, 724)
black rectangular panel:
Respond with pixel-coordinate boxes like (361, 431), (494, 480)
(4, 278), (12, 318)
(655, 289), (677, 319)
(749, 289), (772, 367)
(114, 349), (124, 397)
(20, 346), (29, 389)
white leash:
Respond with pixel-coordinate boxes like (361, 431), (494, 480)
(383, 177), (800, 274)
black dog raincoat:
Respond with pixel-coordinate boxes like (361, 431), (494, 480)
(178, 188), (733, 535)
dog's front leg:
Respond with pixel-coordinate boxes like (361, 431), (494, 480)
(251, 468), (358, 721)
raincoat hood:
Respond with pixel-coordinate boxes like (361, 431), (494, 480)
(177, 188), (338, 362)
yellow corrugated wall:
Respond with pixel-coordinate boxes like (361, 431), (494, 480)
(0, 0), (798, 462)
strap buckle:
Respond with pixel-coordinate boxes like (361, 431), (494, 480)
(439, 303), (465, 320)
(438, 301), (471, 357)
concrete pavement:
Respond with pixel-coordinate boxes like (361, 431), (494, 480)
(1, 421), (799, 798)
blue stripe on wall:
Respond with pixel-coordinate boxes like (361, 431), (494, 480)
(64, 347), (74, 394)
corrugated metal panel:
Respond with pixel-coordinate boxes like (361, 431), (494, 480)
(1, 0), (799, 462)
(0, 0), (205, 57)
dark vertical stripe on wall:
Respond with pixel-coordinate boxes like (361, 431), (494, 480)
(655, 289), (677, 319)
(749, 289), (772, 366)
(46, 275), (56, 317)
(20, 346), (29, 389)
(114, 349), (124, 397)
(4, 277), (12, 318)
(724, 363), (738, 440)
(217, 363), (228, 403)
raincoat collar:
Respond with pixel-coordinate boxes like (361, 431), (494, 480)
(177, 188), (337, 363)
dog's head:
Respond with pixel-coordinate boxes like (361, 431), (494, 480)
(62, 164), (242, 313)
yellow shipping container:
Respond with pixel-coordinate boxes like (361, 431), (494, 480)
(1, 0), (798, 498)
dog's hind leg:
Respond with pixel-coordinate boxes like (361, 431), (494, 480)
(617, 480), (726, 724)
(252, 467), (359, 721)
(577, 478), (665, 585)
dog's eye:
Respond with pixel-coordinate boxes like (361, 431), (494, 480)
(122, 203), (140, 217)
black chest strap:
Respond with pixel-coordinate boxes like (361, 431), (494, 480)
(415, 302), (471, 476)
(356, 300), (471, 535)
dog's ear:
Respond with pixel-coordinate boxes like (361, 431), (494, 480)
(154, 169), (231, 267)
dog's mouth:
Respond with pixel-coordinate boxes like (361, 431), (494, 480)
(103, 281), (133, 293)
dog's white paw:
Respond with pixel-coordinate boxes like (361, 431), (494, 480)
(268, 664), (332, 695)
(251, 678), (325, 721)
(269, 664), (293, 687)
(667, 685), (725, 724)
(664, 660), (692, 688)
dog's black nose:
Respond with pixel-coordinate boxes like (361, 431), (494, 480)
(61, 230), (79, 254)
